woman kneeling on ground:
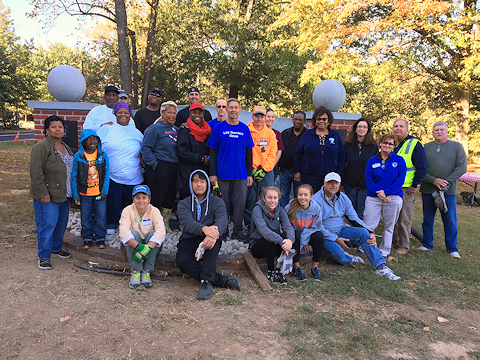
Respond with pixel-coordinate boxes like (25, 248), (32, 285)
(119, 185), (165, 289)
(249, 186), (295, 285)
(285, 184), (325, 281)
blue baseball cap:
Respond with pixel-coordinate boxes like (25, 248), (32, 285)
(132, 185), (151, 196)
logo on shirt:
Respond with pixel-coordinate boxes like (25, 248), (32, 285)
(329, 138), (335, 144)
(392, 162), (398, 168)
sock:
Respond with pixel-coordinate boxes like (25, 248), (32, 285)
(376, 264), (385, 270)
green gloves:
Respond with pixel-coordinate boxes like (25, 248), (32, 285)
(252, 166), (266, 182)
(134, 243), (152, 262)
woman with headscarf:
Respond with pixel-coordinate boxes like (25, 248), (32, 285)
(97, 102), (144, 234)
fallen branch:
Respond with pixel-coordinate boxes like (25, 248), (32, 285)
(74, 263), (171, 280)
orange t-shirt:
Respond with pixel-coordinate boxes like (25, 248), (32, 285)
(80, 149), (100, 196)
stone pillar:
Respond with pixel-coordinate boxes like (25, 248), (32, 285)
(27, 101), (99, 144)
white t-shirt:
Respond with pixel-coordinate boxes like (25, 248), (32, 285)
(83, 105), (134, 132)
(97, 122), (144, 185)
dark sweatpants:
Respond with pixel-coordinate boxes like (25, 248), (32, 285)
(293, 229), (325, 263)
(176, 235), (226, 287)
(250, 237), (283, 272)
(144, 160), (178, 209)
(218, 179), (248, 236)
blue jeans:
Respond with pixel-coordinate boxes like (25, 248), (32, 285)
(123, 230), (162, 272)
(244, 170), (275, 229)
(279, 169), (301, 208)
(80, 195), (107, 241)
(421, 193), (458, 253)
(323, 226), (385, 269)
(106, 180), (135, 230)
(34, 199), (70, 260)
(344, 185), (368, 219)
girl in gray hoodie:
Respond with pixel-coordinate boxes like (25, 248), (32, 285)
(285, 184), (325, 282)
(249, 186), (295, 285)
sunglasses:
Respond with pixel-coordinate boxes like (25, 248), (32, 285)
(316, 117), (329, 121)
(216, 105), (227, 108)
(149, 93), (161, 97)
(382, 142), (395, 146)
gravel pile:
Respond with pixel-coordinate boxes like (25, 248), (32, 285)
(66, 211), (249, 255)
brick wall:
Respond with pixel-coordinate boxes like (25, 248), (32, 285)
(33, 109), (89, 143)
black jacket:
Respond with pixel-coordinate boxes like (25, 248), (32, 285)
(342, 140), (378, 188)
(278, 126), (306, 171)
(176, 127), (210, 197)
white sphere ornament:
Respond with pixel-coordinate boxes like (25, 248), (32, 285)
(47, 65), (86, 102)
(312, 79), (346, 112)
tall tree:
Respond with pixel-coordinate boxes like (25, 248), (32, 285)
(273, 0), (480, 153)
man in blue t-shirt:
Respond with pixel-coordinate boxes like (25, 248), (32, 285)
(208, 98), (254, 241)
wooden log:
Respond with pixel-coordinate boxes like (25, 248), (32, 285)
(242, 252), (272, 291)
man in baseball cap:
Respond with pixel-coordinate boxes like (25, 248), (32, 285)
(312, 172), (401, 281)
(242, 105), (278, 239)
(84, 85), (128, 131)
(134, 87), (163, 134)
(175, 87), (212, 127)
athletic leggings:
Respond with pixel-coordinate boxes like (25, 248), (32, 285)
(293, 230), (324, 263)
(250, 237), (283, 272)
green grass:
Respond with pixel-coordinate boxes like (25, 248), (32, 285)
(281, 200), (480, 358)
(214, 293), (244, 306)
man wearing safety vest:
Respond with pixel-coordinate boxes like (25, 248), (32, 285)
(392, 118), (428, 254)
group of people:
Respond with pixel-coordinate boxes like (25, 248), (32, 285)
(29, 84), (468, 299)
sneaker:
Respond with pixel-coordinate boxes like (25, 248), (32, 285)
(310, 267), (322, 282)
(233, 232), (248, 242)
(417, 246), (431, 251)
(449, 251), (461, 259)
(141, 271), (153, 288)
(197, 280), (213, 300)
(273, 272), (288, 285)
(293, 267), (307, 281)
(349, 255), (365, 265)
(375, 266), (401, 281)
(129, 271), (141, 289)
(52, 250), (71, 258)
(223, 274), (241, 291)
(38, 259), (52, 270)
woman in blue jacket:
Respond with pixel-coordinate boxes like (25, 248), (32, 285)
(294, 106), (345, 193)
(363, 133), (406, 258)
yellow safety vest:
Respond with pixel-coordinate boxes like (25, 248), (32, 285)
(396, 138), (421, 187)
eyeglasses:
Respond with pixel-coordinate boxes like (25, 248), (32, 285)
(149, 93), (161, 97)
(216, 105), (227, 108)
(382, 142), (395, 146)
(317, 117), (329, 121)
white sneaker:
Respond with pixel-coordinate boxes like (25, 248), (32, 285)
(417, 246), (430, 251)
(375, 266), (401, 281)
(449, 251), (461, 259)
(349, 255), (365, 264)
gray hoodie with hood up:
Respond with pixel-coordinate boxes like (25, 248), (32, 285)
(177, 169), (228, 241)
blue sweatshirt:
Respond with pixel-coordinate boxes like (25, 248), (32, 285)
(285, 199), (324, 247)
(365, 152), (407, 198)
(312, 188), (372, 242)
(71, 128), (110, 200)
(294, 128), (345, 178)
(141, 120), (179, 168)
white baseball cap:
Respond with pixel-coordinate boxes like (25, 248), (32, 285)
(324, 172), (341, 183)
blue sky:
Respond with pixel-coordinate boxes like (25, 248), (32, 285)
(3, 0), (97, 48)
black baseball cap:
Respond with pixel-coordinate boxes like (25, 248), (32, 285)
(187, 87), (200, 94)
(104, 85), (119, 94)
(149, 87), (163, 97)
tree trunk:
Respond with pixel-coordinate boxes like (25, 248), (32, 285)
(129, 30), (139, 109)
(114, 0), (132, 96)
(141, 0), (160, 108)
(455, 86), (469, 155)
(229, 84), (239, 99)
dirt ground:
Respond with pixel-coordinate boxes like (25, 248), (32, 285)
(1, 227), (480, 359)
